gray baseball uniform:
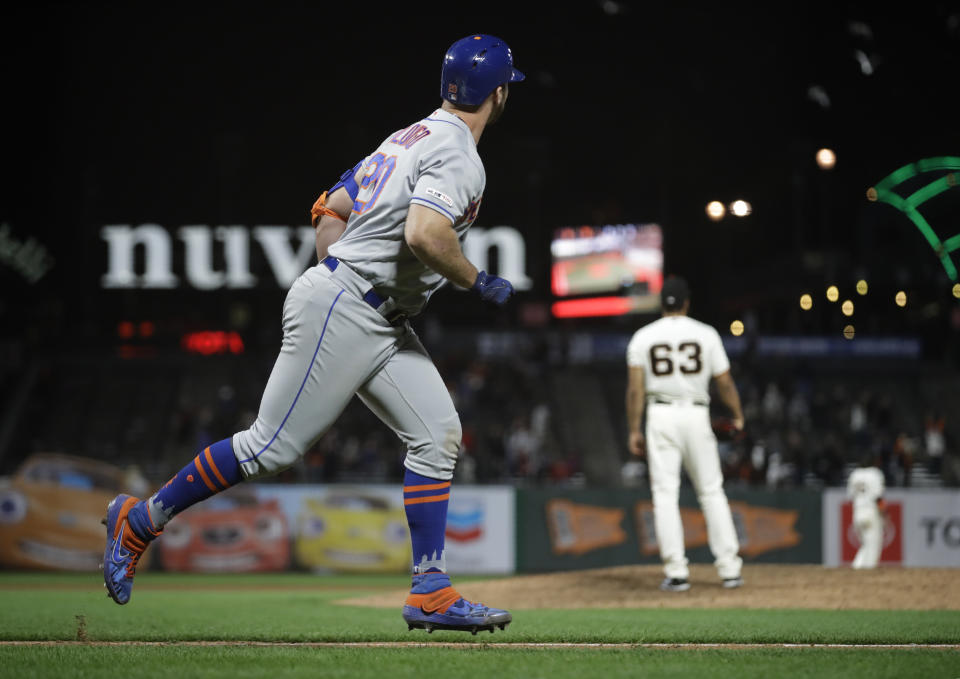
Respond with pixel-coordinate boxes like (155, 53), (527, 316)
(232, 108), (484, 481)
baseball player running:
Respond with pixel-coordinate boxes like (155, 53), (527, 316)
(102, 34), (523, 634)
(846, 460), (886, 569)
(625, 277), (745, 591)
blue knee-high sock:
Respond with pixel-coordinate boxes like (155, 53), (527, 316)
(127, 438), (243, 541)
(403, 469), (450, 573)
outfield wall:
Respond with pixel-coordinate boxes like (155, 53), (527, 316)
(2, 476), (958, 573)
(150, 485), (825, 574)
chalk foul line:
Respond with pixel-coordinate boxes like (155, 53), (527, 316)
(0, 641), (957, 649)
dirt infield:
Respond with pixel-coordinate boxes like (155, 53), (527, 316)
(339, 564), (960, 610)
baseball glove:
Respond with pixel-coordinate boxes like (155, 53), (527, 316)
(712, 416), (745, 442)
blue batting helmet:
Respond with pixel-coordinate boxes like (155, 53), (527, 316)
(440, 34), (525, 107)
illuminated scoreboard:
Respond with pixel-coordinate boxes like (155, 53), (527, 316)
(550, 223), (663, 318)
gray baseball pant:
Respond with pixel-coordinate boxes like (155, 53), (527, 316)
(231, 262), (461, 481)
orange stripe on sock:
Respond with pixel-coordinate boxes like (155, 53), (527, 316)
(403, 493), (450, 506)
(204, 447), (229, 488)
(193, 455), (219, 492)
(403, 482), (451, 493)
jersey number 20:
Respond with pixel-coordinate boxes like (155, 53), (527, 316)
(649, 342), (702, 376)
(353, 152), (398, 215)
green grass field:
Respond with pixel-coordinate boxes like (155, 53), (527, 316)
(1, 572), (957, 678)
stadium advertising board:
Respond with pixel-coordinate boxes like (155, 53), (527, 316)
(249, 484), (515, 574)
(823, 489), (960, 567)
(442, 486), (516, 574)
(100, 225), (531, 291)
(517, 488), (821, 572)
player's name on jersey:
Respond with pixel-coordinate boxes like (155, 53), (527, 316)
(100, 224), (532, 290)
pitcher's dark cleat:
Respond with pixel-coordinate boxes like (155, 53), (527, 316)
(660, 577), (691, 592)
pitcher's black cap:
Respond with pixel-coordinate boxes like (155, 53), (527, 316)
(661, 276), (690, 311)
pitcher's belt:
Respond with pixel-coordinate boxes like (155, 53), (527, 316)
(649, 397), (708, 407)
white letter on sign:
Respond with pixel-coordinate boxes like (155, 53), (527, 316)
(463, 226), (532, 291)
(101, 224), (178, 289)
(253, 226), (316, 288)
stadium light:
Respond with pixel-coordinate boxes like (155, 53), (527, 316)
(841, 300), (854, 316)
(800, 294), (813, 310)
(816, 148), (837, 170)
(856, 280), (868, 295)
(953, 283), (960, 299)
(826, 285), (839, 302)
(843, 325), (855, 340)
(730, 320), (745, 336)
(895, 291), (907, 307)
(730, 200), (752, 217)
(706, 201), (725, 221)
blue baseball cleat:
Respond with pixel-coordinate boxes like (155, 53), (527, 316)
(101, 494), (152, 605)
(402, 572), (512, 635)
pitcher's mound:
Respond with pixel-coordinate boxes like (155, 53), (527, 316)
(339, 564), (960, 610)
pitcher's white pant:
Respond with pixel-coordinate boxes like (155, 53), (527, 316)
(851, 507), (882, 569)
(645, 402), (743, 580)
(232, 262), (461, 481)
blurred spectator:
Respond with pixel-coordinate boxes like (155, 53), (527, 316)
(924, 413), (946, 476)
(892, 432), (917, 487)
(814, 434), (845, 486)
(765, 450), (788, 489)
(6, 332), (957, 491)
(749, 440), (767, 484)
(762, 382), (785, 424)
(786, 389), (810, 429)
(530, 401), (551, 449)
(504, 415), (538, 478)
(454, 445), (477, 484)
(849, 397), (867, 435)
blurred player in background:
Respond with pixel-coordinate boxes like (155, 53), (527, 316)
(102, 34), (523, 634)
(625, 277), (745, 591)
(846, 458), (887, 569)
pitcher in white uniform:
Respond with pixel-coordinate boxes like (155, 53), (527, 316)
(102, 34), (522, 634)
(846, 462), (886, 569)
(625, 276), (746, 591)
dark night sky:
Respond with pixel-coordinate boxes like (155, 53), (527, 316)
(2, 1), (959, 345)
